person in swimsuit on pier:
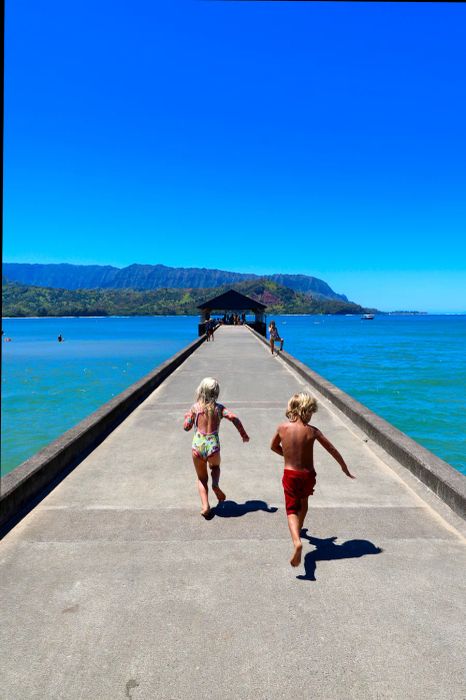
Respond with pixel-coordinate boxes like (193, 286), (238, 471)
(268, 320), (284, 355)
(184, 377), (250, 518)
(271, 392), (355, 567)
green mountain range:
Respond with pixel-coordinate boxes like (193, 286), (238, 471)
(2, 262), (348, 301)
(2, 279), (374, 317)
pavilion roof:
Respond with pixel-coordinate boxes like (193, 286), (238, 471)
(197, 289), (267, 311)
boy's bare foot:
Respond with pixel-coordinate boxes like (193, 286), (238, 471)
(201, 507), (211, 518)
(213, 485), (226, 502)
(290, 542), (303, 567)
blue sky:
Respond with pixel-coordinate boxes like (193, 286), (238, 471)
(4, 1), (466, 311)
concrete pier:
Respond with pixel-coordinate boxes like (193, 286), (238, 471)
(1, 326), (465, 699)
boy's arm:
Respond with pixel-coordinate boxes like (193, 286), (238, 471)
(315, 430), (355, 478)
(270, 429), (283, 456)
(221, 407), (250, 442)
(183, 406), (195, 432)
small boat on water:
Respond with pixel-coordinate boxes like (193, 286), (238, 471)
(361, 313), (375, 320)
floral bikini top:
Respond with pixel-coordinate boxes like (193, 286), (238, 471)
(183, 402), (248, 439)
(194, 402), (223, 435)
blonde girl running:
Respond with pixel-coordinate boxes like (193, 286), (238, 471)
(183, 377), (250, 517)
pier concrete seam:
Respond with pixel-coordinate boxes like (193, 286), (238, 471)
(0, 333), (208, 535)
(247, 325), (466, 519)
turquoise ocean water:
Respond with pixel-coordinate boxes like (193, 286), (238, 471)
(1, 317), (197, 476)
(274, 314), (465, 475)
(1, 314), (465, 477)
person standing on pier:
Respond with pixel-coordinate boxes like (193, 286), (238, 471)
(271, 392), (355, 567)
(268, 320), (284, 355)
(184, 377), (250, 518)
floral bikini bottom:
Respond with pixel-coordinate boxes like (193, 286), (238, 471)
(192, 430), (221, 461)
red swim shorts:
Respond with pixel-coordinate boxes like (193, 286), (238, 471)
(282, 469), (316, 515)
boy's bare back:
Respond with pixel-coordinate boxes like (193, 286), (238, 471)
(272, 419), (355, 478)
(273, 421), (320, 472)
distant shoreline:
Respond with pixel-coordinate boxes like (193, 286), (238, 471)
(3, 312), (465, 320)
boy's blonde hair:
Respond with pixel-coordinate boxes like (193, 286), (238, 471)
(196, 377), (220, 408)
(286, 392), (318, 423)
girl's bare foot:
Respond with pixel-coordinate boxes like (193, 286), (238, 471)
(213, 485), (226, 502)
(290, 542), (303, 567)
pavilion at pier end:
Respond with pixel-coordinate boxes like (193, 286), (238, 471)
(197, 289), (267, 336)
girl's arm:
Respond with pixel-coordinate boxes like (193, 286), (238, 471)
(316, 430), (355, 478)
(270, 430), (283, 456)
(183, 406), (196, 431)
(221, 407), (250, 442)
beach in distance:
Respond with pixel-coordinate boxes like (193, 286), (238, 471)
(1, 313), (465, 478)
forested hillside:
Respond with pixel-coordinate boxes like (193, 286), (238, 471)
(2, 279), (371, 317)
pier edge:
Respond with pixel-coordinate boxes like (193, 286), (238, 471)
(0, 333), (208, 535)
(247, 325), (466, 519)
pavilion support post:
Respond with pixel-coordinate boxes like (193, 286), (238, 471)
(198, 310), (209, 336)
(253, 311), (267, 337)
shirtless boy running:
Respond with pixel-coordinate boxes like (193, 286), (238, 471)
(271, 393), (355, 567)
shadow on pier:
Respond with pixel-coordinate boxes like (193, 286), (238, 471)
(213, 499), (278, 518)
(297, 530), (383, 582)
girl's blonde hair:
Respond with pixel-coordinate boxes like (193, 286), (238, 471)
(196, 377), (220, 408)
(286, 392), (318, 423)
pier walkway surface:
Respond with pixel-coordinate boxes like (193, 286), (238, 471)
(2, 326), (466, 700)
